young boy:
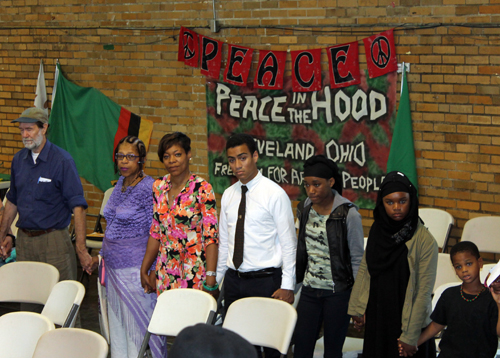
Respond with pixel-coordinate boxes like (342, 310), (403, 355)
(415, 241), (500, 358)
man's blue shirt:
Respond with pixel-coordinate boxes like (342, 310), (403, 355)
(7, 140), (88, 230)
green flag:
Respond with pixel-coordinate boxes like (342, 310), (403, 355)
(387, 67), (418, 193)
(49, 63), (153, 192)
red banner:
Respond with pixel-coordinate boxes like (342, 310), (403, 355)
(327, 42), (360, 89)
(223, 45), (254, 86)
(177, 27), (199, 68)
(200, 35), (223, 78)
(178, 28), (400, 86)
(254, 50), (287, 90)
(291, 49), (322, 92)
(363, 29), (398, 78)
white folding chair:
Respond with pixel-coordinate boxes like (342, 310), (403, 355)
(433, 253), (461, 293)
(222, 297), (298, 357)
(96, 255), (110, 343)
(292, 284), (302, 310)
(0, 261), (59, 305)
(79, 187), (114, 282)
(0, 311), (54, 358)
(431, 282), (460, 352)
(481, 263), (497, 286)
(432, 282), (460, 311)
(41, 280), (86, 327)
(419, 208), (454, 252)
(312, 335), (363, 357)
(2, 191), (18, 237)
(461, 216), (500, 254)
(137, 288), (217, 358)
(85, 187), (114, 252)
(32, 328), (108, 358)
(342, 336), (364, 355)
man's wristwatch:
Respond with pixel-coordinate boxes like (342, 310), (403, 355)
(6, 234), (15, 247)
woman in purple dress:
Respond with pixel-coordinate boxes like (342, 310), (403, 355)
(98, 136), (166, 358)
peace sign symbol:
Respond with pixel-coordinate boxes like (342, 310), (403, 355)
(183, 32), (196, 60)
(371, 36), (390, 68)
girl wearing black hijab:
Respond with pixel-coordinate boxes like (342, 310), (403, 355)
(348, 171), (438, 358)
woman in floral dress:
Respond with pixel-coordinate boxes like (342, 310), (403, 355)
(140, 132), (219, 297)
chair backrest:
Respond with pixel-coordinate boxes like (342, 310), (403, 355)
(41, 280), (86, 327)
(222, 297), (298, 355)
(100, 187), (114, 216)
(432, 282), (460, 311)
(433, 253), (461, 293)
(32, 328), (109, 358)
(480, 263), (497, 286)
(2, 190), (18, 236)
(0, 311), (54, 358)
(461, 216), (500, 254)
(148, 288), (217, 336)
(292, 284), (302, 310)
(0, 261), (59, 304)
(419, 208), (454, 250)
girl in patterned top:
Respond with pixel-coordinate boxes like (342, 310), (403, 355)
(294, 155), (364, 358)
(140, 132), (219, 298)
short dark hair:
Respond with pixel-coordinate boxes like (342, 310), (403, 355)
(114, 135), (147, 173)
(450, 241), (481, 261)
(170, 324), (258, 358)
(157, 132), (191, 161)
(226, 133), (257, 154)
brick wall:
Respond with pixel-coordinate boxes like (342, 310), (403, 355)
(1, 0), (500, 253)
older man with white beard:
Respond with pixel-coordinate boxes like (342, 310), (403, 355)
(0, 107), (93, 282)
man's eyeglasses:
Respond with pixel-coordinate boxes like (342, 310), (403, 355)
(115, 154), (140, 161)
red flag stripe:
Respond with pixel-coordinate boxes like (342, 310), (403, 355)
(113, 107), (132, 159)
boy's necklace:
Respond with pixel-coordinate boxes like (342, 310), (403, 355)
(460, 284), (484, 302)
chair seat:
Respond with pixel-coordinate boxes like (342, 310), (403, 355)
(86, 233), (104, 249)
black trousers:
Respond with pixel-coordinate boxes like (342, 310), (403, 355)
(293, 286), (351, 358)
(224, 268), (283, 358)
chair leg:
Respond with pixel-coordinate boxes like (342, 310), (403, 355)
(79, 270), (89, 283)
(206, 310), (216, 325)
(79, 247), (93, 284)
(137, 332), (151, 358)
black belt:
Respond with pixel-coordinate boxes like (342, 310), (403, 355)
(228, 267), (277, 279)
(20, 228), (57, 237)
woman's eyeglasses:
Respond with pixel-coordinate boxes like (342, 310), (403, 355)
(115, 154), (140, 161)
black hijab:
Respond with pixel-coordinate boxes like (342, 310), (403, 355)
(363, 171), (420, 357)
(366, 171), (419, 277)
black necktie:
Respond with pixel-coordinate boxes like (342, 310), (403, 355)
(233, 185), (248, 269)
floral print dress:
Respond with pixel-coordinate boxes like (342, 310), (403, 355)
(150, 173), (218, 294)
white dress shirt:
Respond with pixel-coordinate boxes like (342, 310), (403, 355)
(217, 171), (297, 290)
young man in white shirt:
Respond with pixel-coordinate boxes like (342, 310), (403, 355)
(217, 133), (297, 357)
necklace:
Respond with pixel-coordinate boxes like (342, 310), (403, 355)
(460, 284), (484, 302)
(121, 171), (144, 192)
(168, 172), (191, 205)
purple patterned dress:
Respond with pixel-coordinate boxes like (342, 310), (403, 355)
(101, 175), (166, 358)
